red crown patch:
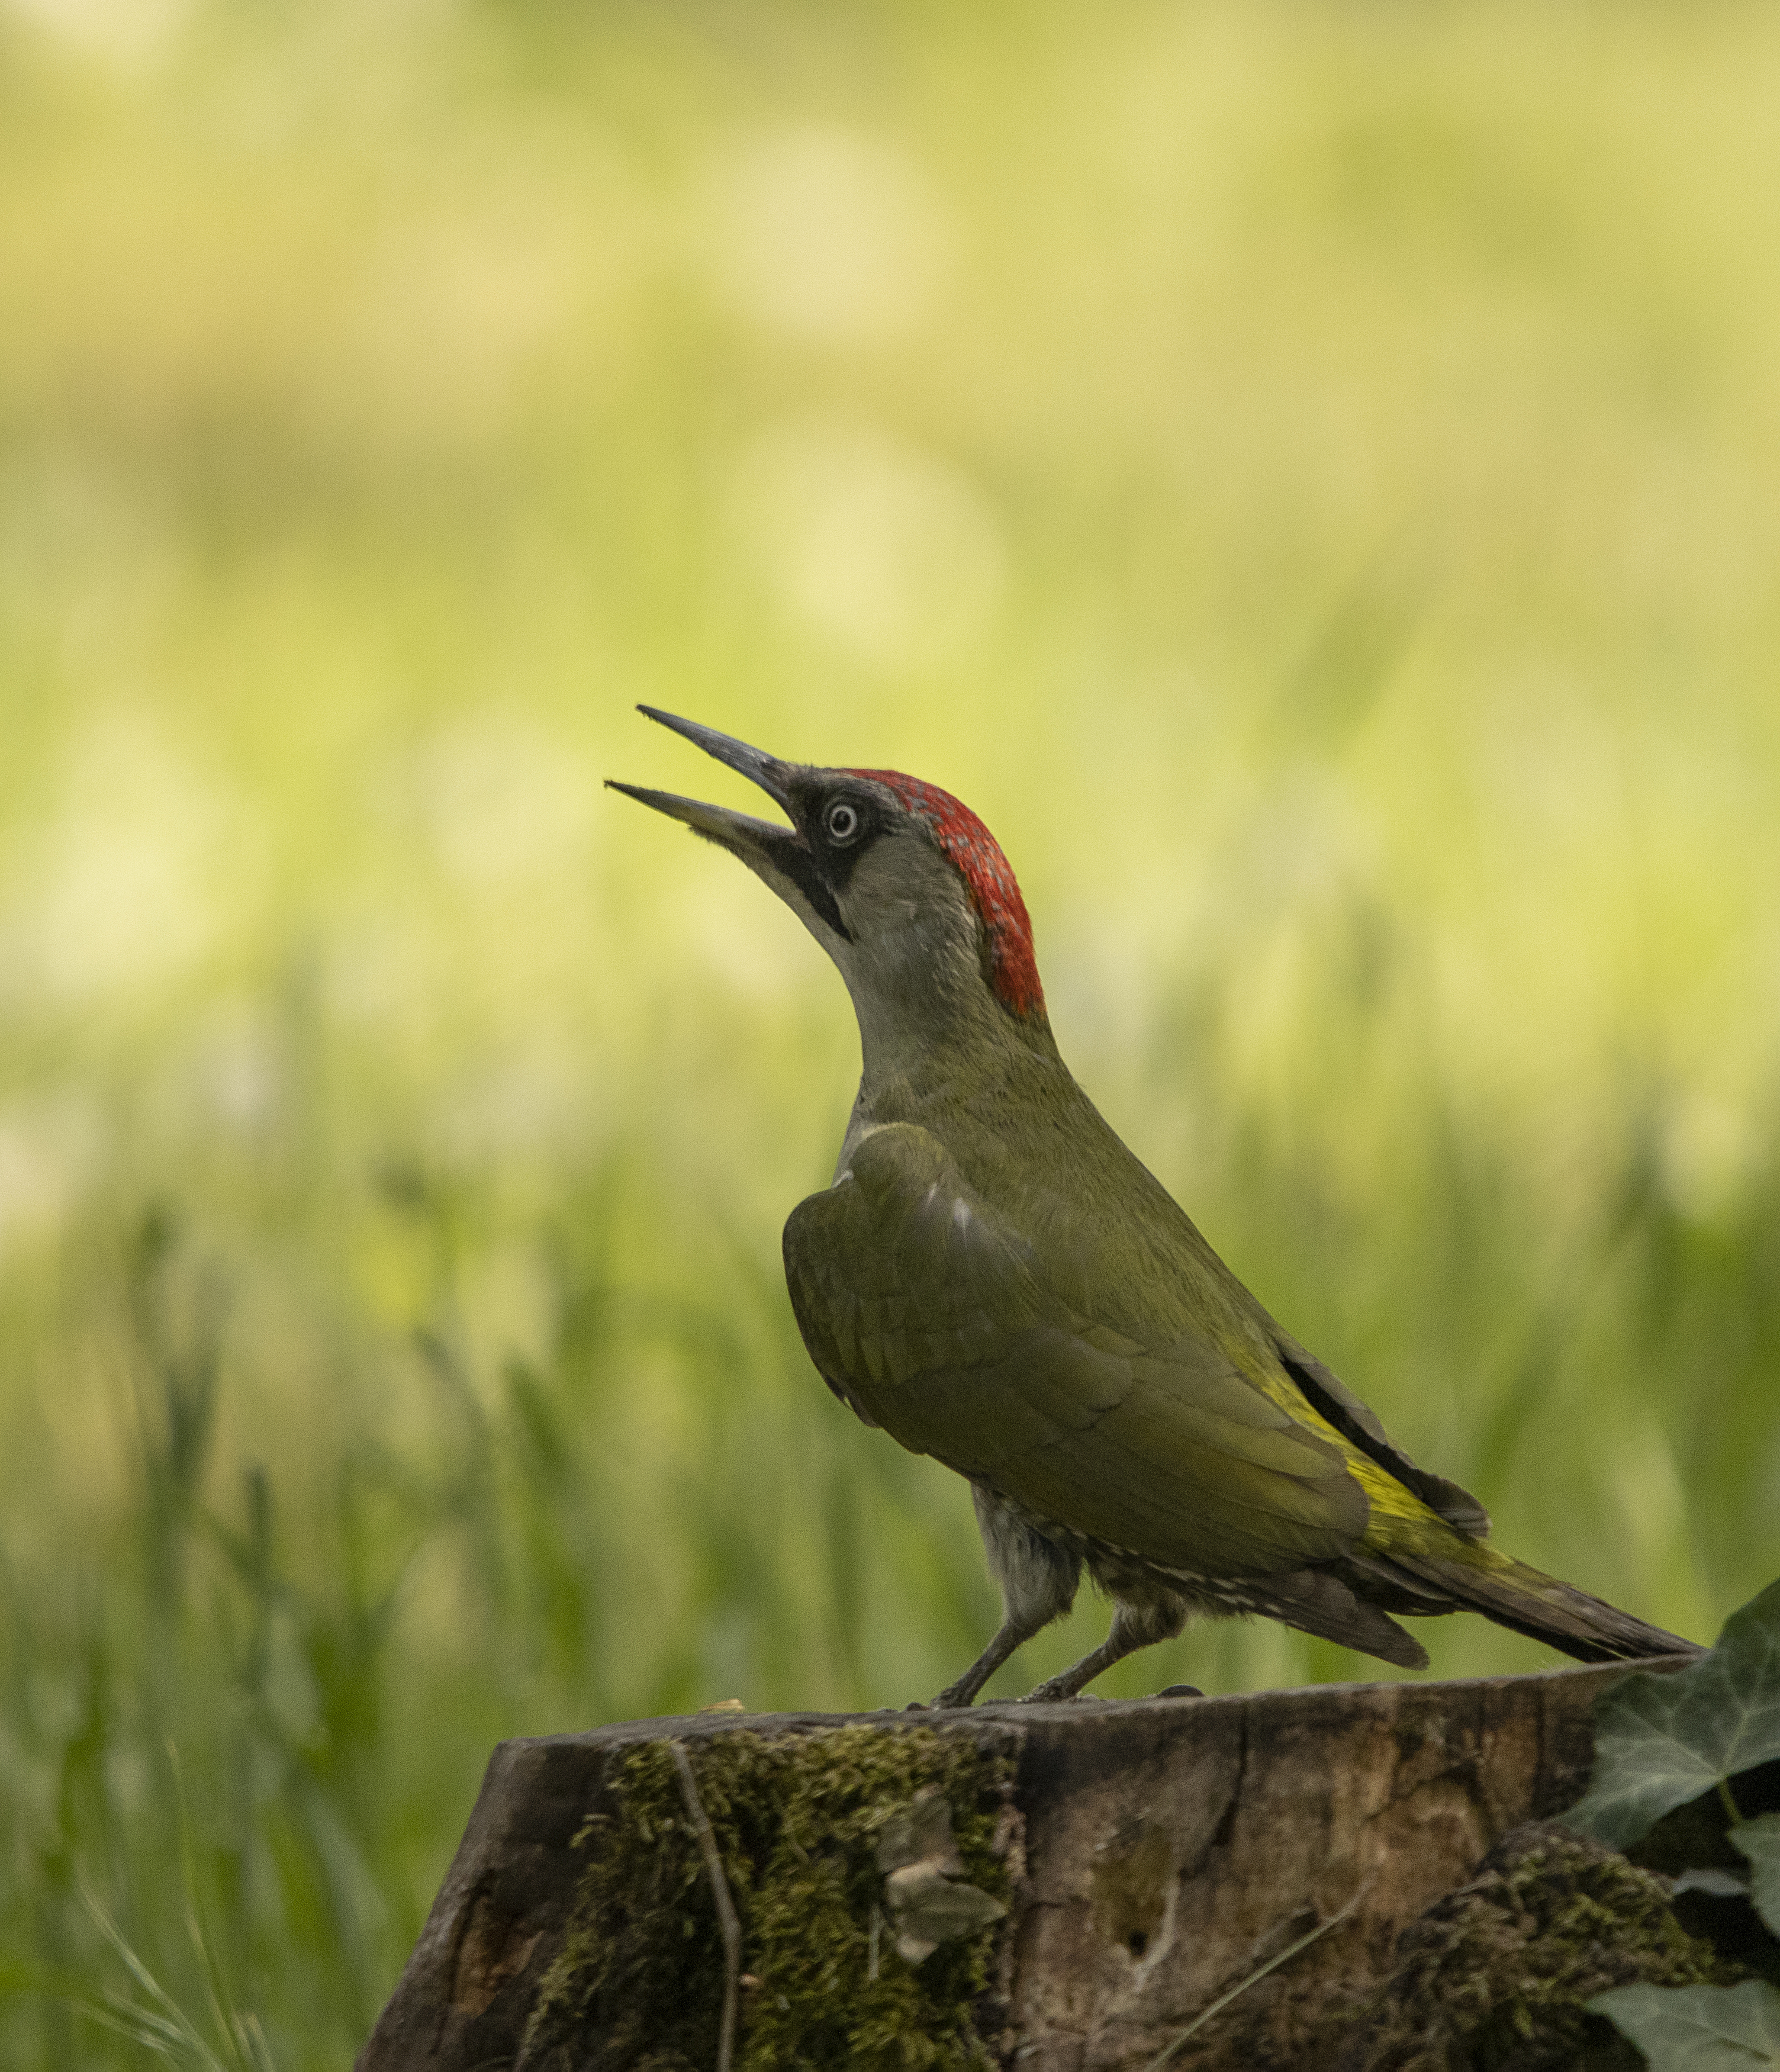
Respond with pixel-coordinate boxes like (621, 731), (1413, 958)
(849, 770), (1044, 1018)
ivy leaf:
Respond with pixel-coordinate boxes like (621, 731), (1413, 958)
(1567, 1581), (1780, 1852)
(876, 1784), (1006, 1965)
(1588, 1980), (1780, 2069)
(875, 1786), (963, 1880)
(882, 1860), (1006, 1963)
(1731, 1814), (1780, 1940)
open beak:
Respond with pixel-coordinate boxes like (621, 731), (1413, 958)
(606, 707), (803, 860)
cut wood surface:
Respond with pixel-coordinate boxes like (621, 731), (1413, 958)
(358, 1662), (1689, 2070)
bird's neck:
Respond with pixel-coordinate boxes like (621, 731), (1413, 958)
(838, 974), (1073, 1169)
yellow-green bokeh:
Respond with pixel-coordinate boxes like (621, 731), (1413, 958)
(2, 1), (1778, 2060)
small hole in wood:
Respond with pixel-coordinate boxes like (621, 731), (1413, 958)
(1126, 1931), (1147, 1958)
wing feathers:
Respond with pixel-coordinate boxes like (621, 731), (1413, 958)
(781, 1118), (1684, 1676)
(784, 1122), (1372, 1579)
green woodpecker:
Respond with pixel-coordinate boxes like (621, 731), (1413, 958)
(611, 709), (1697, 1704)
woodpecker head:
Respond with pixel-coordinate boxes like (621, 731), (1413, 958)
(610, 708), (1052, 1073)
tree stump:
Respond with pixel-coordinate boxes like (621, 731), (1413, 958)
(358, 1662), (1697, 2070)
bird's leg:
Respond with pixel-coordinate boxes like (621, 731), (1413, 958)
(932, 1487), (1080, 1707)
(1022, 1592), (1187, 1703)
(932, 1611), (1048, 1709)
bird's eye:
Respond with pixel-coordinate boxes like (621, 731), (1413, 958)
(825, 801), (861, 844)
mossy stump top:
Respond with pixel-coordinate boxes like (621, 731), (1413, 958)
(358, 1662), (1695, 2071)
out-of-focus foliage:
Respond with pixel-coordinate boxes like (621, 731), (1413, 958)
(1, 0), (1777, 2062)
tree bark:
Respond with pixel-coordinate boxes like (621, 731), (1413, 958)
(358, 1661), (1693, 2071)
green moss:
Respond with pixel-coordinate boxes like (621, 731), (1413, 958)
(1356, 1824), (1744, 2072)
(517, 1724), (1018, 2071)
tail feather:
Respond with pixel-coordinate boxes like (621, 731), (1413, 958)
(1228, 1566), (1433, 1671)
(1352, 1545), (1701, 1664)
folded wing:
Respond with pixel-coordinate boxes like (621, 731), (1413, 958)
(783, 1122), (1372, 1579)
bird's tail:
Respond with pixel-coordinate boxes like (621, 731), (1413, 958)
(1348, 1541), (1701, 1664)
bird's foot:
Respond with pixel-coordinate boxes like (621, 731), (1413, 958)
(1156, 1684), (1203, 1700)
(927, 1684), (977, 1710)
(1019, 1681), (1103, 1704)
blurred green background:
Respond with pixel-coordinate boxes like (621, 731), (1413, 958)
(2, 0), (1778, 2062)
